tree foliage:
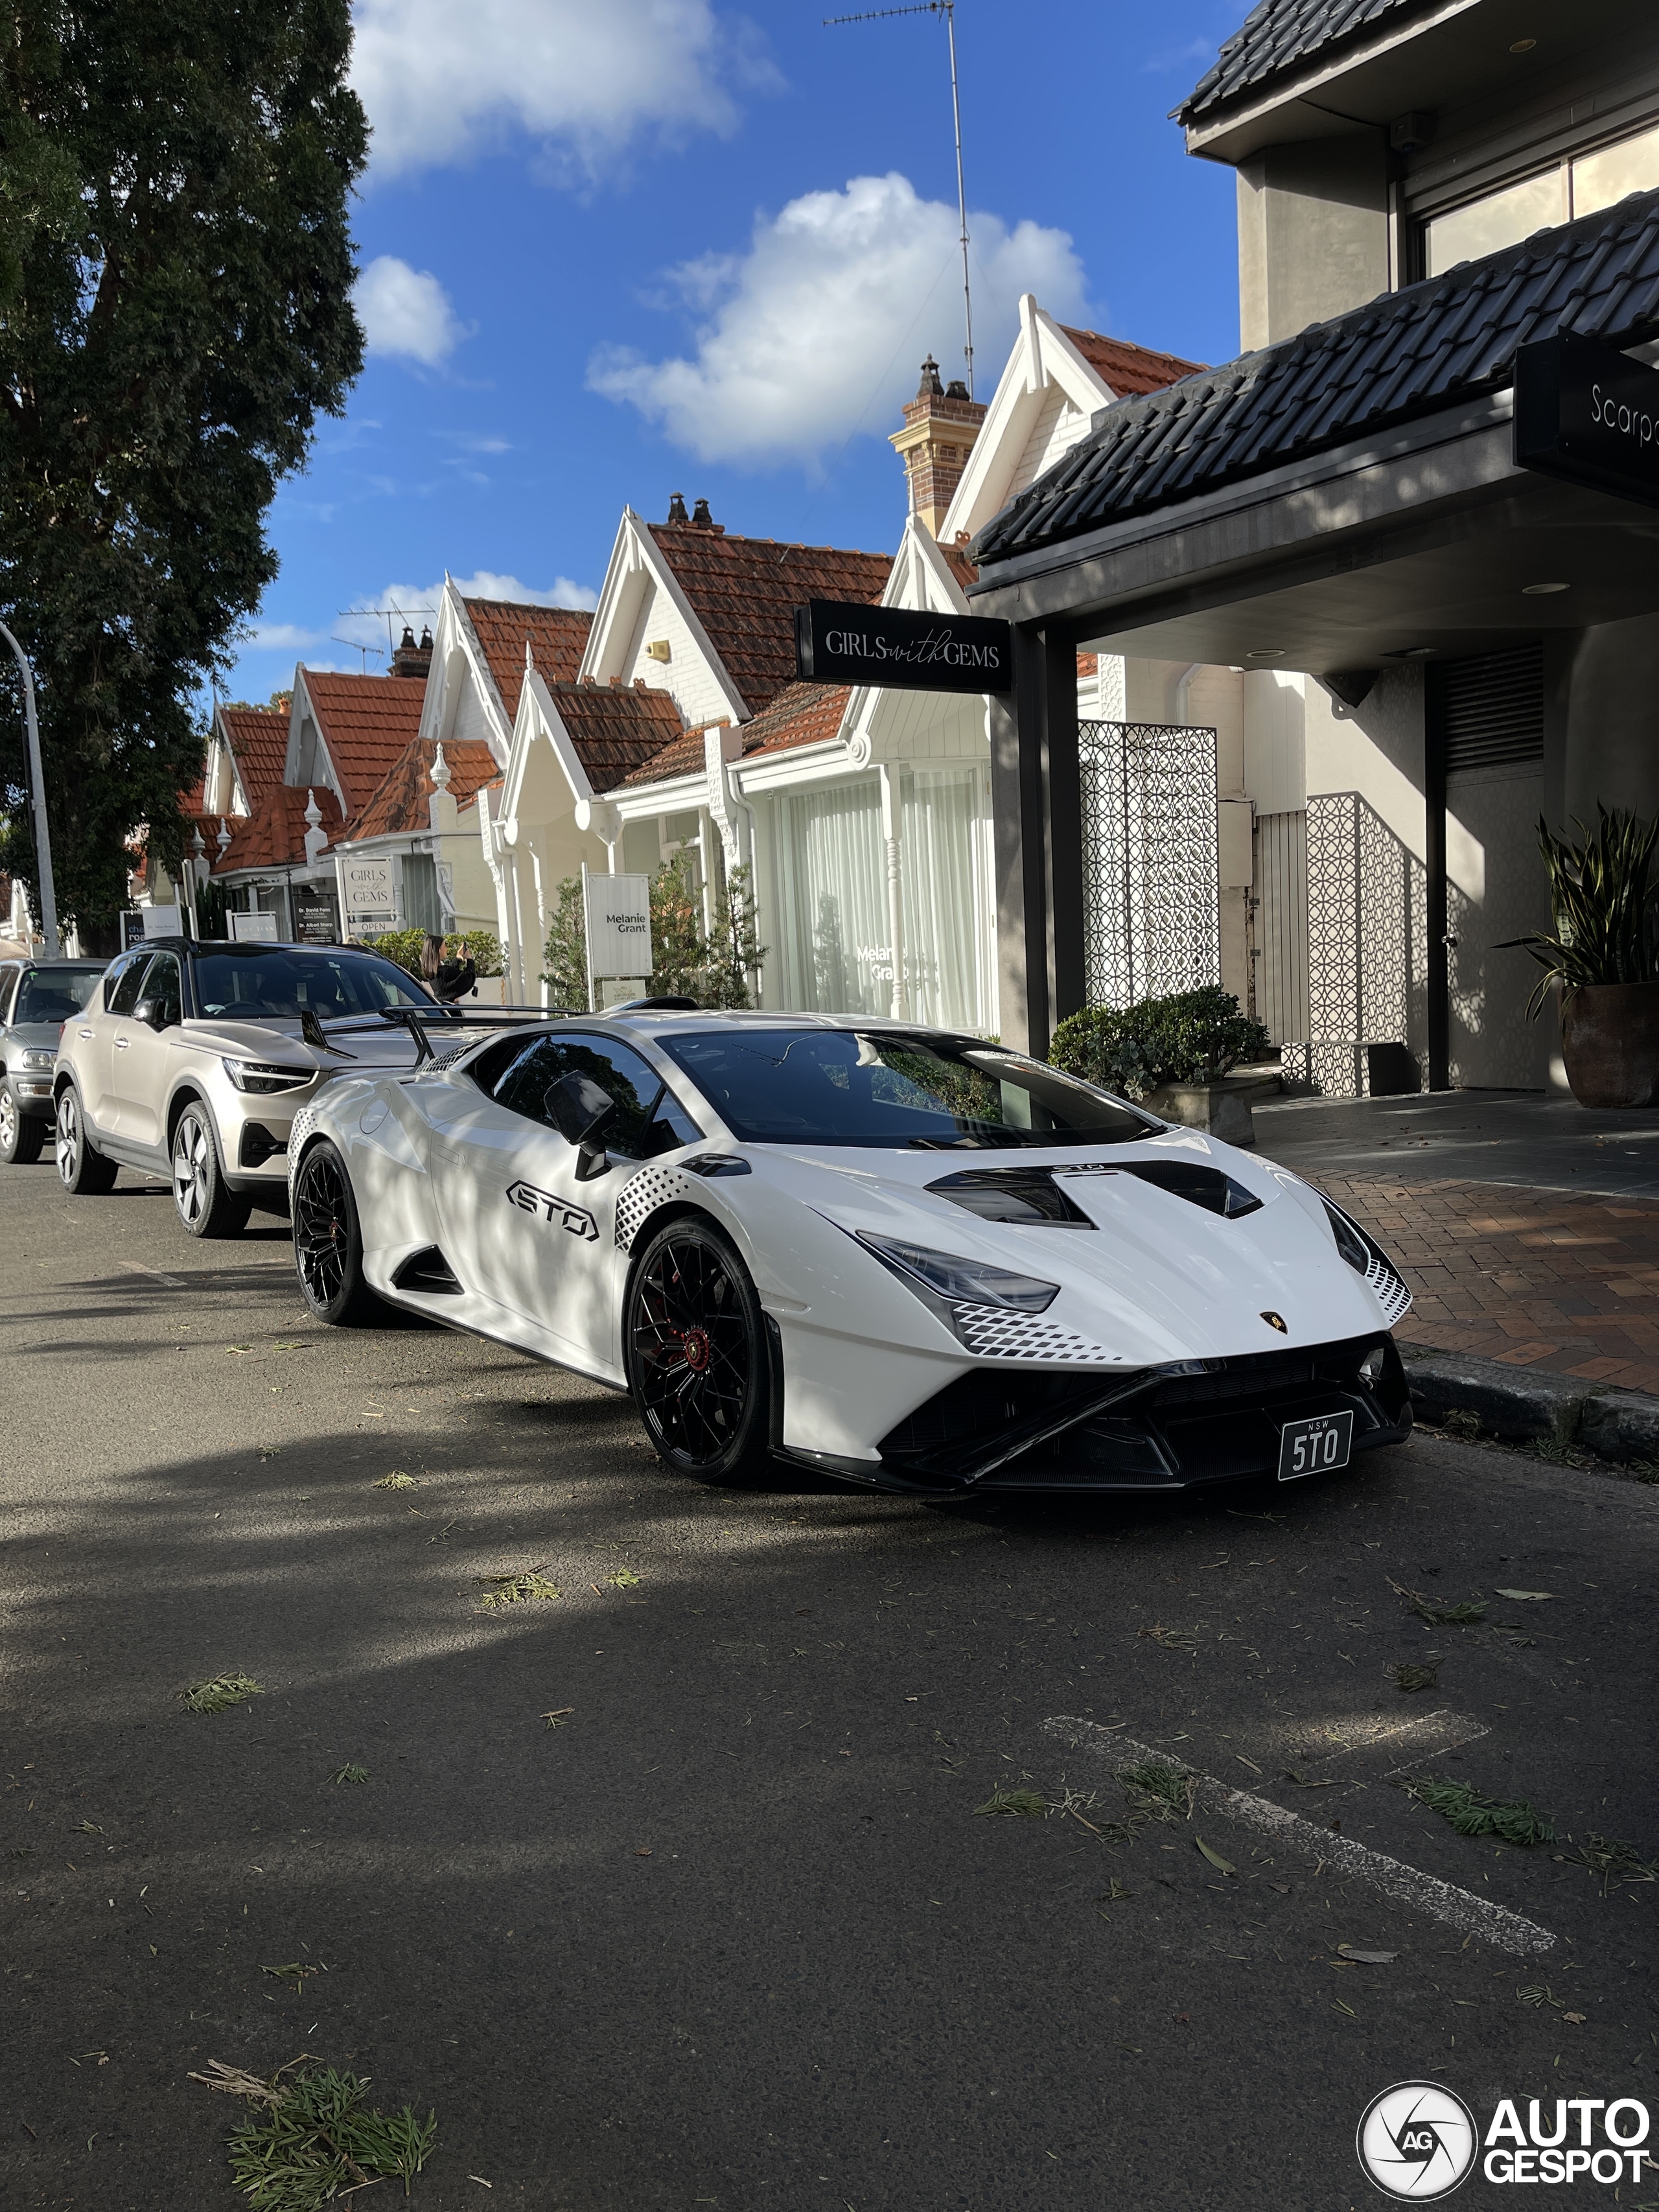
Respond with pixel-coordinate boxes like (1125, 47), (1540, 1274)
(0, 0), (367, 941)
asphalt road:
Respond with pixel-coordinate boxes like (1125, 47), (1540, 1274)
(2, 1156), (1656, 2211)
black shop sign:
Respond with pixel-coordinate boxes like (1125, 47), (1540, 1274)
(1514, 332), (1659, 509)
(795, 599), (1012, 694)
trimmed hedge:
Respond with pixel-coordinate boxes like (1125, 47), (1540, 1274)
(1049, 986), (1271, 1102)
(362, 927), (504, 979)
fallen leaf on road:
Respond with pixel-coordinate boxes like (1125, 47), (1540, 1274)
(1562, 2011), (1586, 2025)
(541, 1708), (574, 1730)
(1194, 1838), (1235, 1875)
(1494, 1589), (1555, 1601)
(1338, 1946), (1398, 1963)
(973, 1788), (1048, 1818)
(373, 1472), (417, 1491)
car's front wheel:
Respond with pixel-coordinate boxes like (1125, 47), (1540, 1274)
(55, 1085), (118, 1194)
(0, 1078), (44, 1165)
(292, 1141), (382, 1325)
(624, 1217), (772, 1483)
(170, 1103), (252, 1239)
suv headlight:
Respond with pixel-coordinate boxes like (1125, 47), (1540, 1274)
(859, 1232), (1059, 1313)
(222, 1057), (315, 1095)
(21, 1048), (54, 1070)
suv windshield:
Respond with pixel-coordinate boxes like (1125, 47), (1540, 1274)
(14, 968), (102, 1023)
(192, 948), (434, 1021)
(662, 1029), (1159, 1150)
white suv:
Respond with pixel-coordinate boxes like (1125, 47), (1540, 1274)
(54, 937), (443, 1237)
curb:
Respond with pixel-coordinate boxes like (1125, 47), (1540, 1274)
(1400, 1345), (1659, 1465)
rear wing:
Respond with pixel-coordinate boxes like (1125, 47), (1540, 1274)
(299, 1004), (581, 1065)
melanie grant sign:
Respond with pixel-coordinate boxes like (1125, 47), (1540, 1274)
(795, 600), (1012, 694)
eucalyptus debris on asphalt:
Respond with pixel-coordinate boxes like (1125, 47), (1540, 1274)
(474, 1569), (559, 1609)
(189, 2055), (437, 2207)
(373, 1472), (417, 1491)
(972, 1787), (1048, 1817)
(1388, 1578), (1489, 1627)
(1389, 1658), (1443, 1692)
(331, 1764), (369, 1786)
(180, 1671), (265, 1714)
(1403, 1776), (1555, 1846)
(1562, 1833), (1659, 1894)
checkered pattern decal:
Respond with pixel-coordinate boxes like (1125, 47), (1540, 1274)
(951, 1303), (1119, 1364)
(614, 1165), (696, 1253)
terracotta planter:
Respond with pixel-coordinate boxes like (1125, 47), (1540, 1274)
(1560, 982), (1659, 1108)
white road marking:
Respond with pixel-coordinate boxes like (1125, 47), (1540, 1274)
(117, 1259), (187, 1290)
(1043, 1714), (1555, 1957)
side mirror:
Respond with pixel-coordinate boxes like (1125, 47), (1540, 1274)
(133, 997), (170, 1032)
(543, 1072), (616, 1181)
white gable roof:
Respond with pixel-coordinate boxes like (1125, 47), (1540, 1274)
(417, 577), (515, 767)
(578, 508), (750, 730)
(938, 296), (1122, 547)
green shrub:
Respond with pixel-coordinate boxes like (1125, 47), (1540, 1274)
(362, 927), (503, 979)
(540, 859), (766, 1011)
(1050, 986), (1271, 1101)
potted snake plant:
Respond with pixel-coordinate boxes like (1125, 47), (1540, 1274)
(1502, 806), (1659, 1107)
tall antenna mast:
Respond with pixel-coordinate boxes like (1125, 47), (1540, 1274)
(825, 1), (975, 399)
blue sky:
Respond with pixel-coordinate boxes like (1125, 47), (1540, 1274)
(227, 0), (1245, 704)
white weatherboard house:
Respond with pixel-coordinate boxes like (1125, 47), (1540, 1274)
(477, 301), (1249, 1032)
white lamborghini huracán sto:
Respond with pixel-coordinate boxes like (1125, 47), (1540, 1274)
(288, 1011), (1413, 1494)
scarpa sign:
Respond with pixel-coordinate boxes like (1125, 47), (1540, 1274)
(1514, 332), (1659, 508)
(795, 599), (1012, 694)
(582, 868), (652, 984)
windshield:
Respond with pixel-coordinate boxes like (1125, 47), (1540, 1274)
(14, 968), (102, 1023)
(191, 948), (435, 1021)
(662, 1029), (1160, 1150)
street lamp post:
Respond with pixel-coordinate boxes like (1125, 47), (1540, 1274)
(0, 618), (59, 956)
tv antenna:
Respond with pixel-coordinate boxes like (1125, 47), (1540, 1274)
(330, 636), (385, 675)
(825, 1), (975, 399)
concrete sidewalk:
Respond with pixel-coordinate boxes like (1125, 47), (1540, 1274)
(1254, 1090), (1659, 1397)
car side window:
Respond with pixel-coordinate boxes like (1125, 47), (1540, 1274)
(491, 1031), (696, 1161)
(106, 953), (154, 1018)
(143, 951), (183, 1027)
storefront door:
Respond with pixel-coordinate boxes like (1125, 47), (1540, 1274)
(1432, 648), (1551, 1091)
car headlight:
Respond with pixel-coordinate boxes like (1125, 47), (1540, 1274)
(222, 1057), (315, 1095)
(859, 1231), (1059, 1313)
(21, 1049), (54, 1070)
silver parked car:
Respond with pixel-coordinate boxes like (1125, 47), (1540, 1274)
(0, 959), (108, 1164)
(52, 937), (443, 1237)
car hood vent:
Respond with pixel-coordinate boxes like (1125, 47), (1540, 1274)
(1108, 1161), (1262, 1218)
(926, 1167), (1096, 1226)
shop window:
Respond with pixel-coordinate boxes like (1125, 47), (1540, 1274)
(1572, 121), (1659, 218)
(1424, 121), (1659, 280)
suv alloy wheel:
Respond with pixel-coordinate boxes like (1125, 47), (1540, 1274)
(170, 1100), (253, 1239)
(0, 1076), (45, 1165)
(54, 1084), (118, 1194)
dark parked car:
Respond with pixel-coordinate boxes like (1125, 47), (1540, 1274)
(0, 959), (107, 1164)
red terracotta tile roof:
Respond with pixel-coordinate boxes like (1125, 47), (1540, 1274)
(346, 738), (501, 843)
(463, 598), (593, 726)
(213, 785), (346, 875)
(218, 706), (290, 806)
(738, 681), (850, 759)
(940, 543), (979, 590)
(647, 524), (890, 714)
(616, 724), (721, 790)
(544, 678), (686, 789)
(299, 671), (427, 817)
(1059, 327), (1207, 397)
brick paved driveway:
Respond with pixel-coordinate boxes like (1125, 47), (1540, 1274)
(1325, 1174), (1659, 1391)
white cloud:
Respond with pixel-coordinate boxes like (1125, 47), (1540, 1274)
(351, 0), (773, 181)
(354, 256), (470, 365)
(249, 621), (327, 651)
(335, 571), (600, 655)
(588, 172), (1092, 468)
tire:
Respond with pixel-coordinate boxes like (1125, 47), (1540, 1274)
(55, 1084), (118, 1194)
(170, 1101), (253, 1239)
(624, 1217), (772, 1483)
(0, 1079), (45, 1165)
(292, 1140), (382, 1325)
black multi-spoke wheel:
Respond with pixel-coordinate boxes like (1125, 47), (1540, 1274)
(54, 1084), (117, 1194)
(292, 1140), (380, 1325)
(625, 1218), (772, 1483)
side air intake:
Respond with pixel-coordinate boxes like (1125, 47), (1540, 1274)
(391, 1246), (463, 1295)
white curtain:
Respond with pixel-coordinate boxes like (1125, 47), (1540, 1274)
(901, 767), (991, 1032)
(772, 777), (890, 1014)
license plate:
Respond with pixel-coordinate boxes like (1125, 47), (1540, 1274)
(1277, 1409), (1353, 1481)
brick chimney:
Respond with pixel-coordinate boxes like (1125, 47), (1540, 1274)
(888, 355), (987, 538)
(391, 624), (433, 679)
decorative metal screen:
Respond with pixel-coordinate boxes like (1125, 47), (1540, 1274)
(1281, 790), (1428, 1098)
(1078, 720), (1219, 1008)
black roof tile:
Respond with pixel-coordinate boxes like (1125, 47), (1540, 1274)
(1178, 0), (1429, 124)
(969, 188), (1659, 570)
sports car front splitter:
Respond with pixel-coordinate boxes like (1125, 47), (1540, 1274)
(868, 1333), (1411, 1495)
